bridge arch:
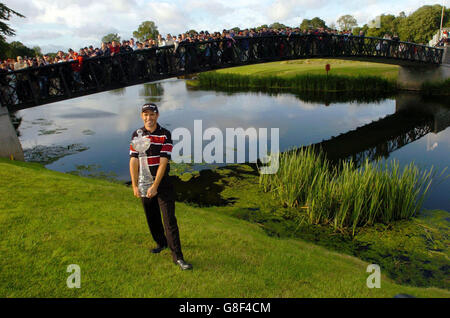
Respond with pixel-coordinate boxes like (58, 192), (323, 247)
(0, 34), (447, 160)
(0, 34), (446, 111)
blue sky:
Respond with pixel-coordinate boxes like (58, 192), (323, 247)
(4, 0), (446, 53)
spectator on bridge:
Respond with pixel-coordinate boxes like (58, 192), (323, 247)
(157, 34), (166, 47)
(0, 61), (11, 73)
(129, 38), (137, 50)
(13, 56), (28, 71)
(436, 30), (449, 47)
(67, 49), (83, 87)
(110, 40), (120, 56)
(120, 40), (133, 53)
(101, 42), (110, 56)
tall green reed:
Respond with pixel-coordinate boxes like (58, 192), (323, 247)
(198, 72), (397, 93)
(259, 147), (438, 235)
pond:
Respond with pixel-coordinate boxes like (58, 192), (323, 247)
(15, 78), (450, 210)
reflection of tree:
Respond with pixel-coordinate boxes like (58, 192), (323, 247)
(109, 87), (126, 95)
(186, 83), (394, 104)
(139, 83), (164, 103)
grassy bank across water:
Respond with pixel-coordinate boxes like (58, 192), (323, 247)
(421, 78), (450, 96)
(188, 59), (398, 94)
(214, 59), (400, 80)
(194, 72), (397, 94)
(189, 59), (449, 95)
(0, 158), (449, 297)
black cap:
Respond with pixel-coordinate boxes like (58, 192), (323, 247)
(141, 103), (158, 113)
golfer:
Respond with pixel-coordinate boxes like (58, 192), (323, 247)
(129, 103), (192, 270)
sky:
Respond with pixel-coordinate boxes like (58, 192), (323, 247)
(3, 0), (447, 54)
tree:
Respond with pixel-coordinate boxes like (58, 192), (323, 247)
(6, 41), (35, 58)
(0, 3), (24, 41)
(101, 33), (121, 43)
(352, 25), (369, 36)
(336, 14), (357, 31)
(269, 22), (288, 30)
(365, 14), (397, 37)
(133, 21), (159, 42)
(310, 17), (327, 29)
(300, 17), (326, 30)
(255, 24), (268, 31)
(300, 19), (311, 30)
(32, 46), (42, 56)
(396, 5), (450, 43)
(231, 27), (240, 33)
(185, 29), (197, 35)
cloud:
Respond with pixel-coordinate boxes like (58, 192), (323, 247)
(3, 0), (444, 54)
(3, 0), (45, 22)
(19, 31), (65, 42)
(143, 2), (192, 33)
(72, 25), (121, 40)
(40, 44), (67, 54)
(267, 0), (328, 22)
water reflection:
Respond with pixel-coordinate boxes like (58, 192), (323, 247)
(14, 79), (450, 210)
(187, 83), (396, 105)
(139, 83), (164, 103)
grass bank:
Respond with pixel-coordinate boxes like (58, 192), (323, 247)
(421, 78), (450, 96)
(195, 72), (397, 94)
(172, 164), (449, 290)
(0, 158), (449, 297)
(214, 59), (400, 80)
(187, 59), (399, 94)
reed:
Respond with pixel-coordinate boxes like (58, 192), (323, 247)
(259, 147), (438, 235)
(197, 72), (398, 93)
(421, 78), (450, 96)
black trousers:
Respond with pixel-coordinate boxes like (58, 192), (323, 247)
(141, 179), (183, 262)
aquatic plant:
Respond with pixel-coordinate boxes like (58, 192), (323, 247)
(259, 147), (440, 235)
(197, 72), (398, 93)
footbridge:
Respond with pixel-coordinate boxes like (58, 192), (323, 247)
(0, 34), (448, 160)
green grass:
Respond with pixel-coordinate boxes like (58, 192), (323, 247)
(191, 59), (399, 94)
(196, 72), (397, 93)
(421, 78), (450, 96)
(0, 158), (449, 297)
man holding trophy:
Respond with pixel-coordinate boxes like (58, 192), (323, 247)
(129, 103), (192, 270)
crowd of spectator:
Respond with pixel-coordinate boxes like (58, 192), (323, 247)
(0, 26), (358, 73)
(1, 26), (441, 108)
(435, 29), (449, 47)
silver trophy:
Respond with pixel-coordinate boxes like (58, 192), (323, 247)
(131, 129), (154, 197)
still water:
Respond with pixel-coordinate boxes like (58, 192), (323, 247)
(16, 78), (450, 210)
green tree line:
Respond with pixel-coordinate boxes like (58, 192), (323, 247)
(354, 5), (450, 43)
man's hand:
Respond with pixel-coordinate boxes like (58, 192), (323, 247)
(133, 185), (140, 198)
(146, 184), (158, 198)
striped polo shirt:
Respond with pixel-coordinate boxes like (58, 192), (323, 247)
(129, 123), (173, 177)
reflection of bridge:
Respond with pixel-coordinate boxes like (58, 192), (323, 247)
(313, 94), (450, 166)
(0, 34), (446, 111)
